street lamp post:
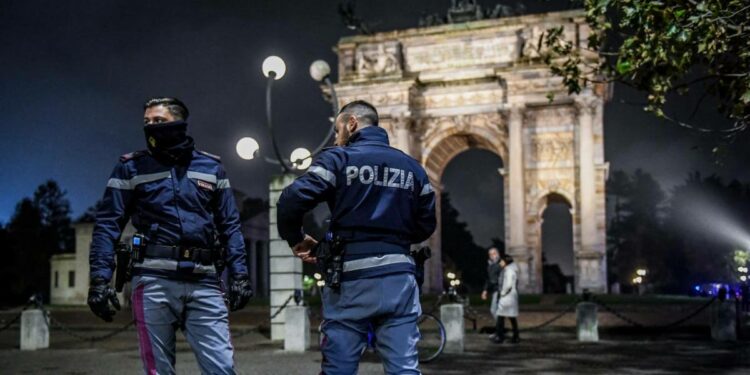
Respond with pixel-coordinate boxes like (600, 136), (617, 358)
(245, 55), (340, 342)
(239, 55), (339, 172)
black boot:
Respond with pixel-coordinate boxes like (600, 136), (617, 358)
(492, 317), (505, 344)
(509, 318), (520, 344)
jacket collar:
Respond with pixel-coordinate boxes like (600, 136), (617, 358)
(347, 126), (390, 146)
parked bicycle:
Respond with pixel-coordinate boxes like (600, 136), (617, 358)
(360, 312), (446, 363)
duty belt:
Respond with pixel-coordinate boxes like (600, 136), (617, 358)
(143, 244), (214, 265)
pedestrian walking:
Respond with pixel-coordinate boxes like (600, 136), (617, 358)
(494, 254), (520, 344)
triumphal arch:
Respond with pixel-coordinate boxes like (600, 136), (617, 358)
(329, 9), (609, 293)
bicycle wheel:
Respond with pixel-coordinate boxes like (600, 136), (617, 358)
(417, 313), (445, 363)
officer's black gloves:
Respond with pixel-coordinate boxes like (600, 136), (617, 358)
(229, 276), (253, 312)
(87, 277), (121, 322)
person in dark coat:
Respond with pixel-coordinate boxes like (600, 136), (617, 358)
(481, 247), (502, 316)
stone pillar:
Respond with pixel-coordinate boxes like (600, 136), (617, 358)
(507, 105), (532, 292)
(710, 301), (737, 342)
(426, 188), (443, 294)
(391, 115), (413, 156)
(440, 303), (464, 353)
(269, 173), (303, 341)
(284, 305), (311, 351)
(576, 95), (606, 293)
(20, 309), (49, 350)
(576, 302), (599, 342)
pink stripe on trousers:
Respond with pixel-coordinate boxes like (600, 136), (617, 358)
(133, 283), (157, 375)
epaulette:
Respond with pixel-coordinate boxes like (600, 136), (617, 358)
(197, 150), (222, 161)
(119, 150), (148, 162)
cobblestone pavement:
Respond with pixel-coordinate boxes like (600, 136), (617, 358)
(0, 326), (748, 374)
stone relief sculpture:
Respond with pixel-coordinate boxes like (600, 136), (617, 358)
(356, 43), (401, 78)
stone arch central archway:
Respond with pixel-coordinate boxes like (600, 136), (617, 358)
(419, 117), (507, 291)
(325, 9), (609, 293)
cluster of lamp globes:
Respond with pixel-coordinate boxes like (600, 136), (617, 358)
(739, 266), (749, 282)
(632, 268), (647, 285)
(313, 272), (326, 287)
(235, 56), (334, 170)
(446, 271), (462, 287)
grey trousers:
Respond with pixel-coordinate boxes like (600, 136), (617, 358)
(321, 273), (421, 375)
(131, 275), (235, 375)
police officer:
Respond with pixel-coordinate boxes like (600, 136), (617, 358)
(87, 97), (253, 374)
(277, 100), (436, 374)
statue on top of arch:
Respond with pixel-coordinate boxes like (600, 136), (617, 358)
(419, 1), (527, 27)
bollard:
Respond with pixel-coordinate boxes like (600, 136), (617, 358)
(710, 300), (737, 342)
(440, 303), (464, 353)
(576, 302), (599, 342)
(284, 305), (310, 352)
(20, 309), (49, 350)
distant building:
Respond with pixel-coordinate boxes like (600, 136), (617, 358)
(242, 210), (270, 297)
(50, 211), (270, 305)
(50, 223), (135, 305)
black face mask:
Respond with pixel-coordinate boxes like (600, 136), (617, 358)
(143, 120), (195, 164)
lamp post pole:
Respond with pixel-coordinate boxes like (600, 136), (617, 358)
(246, 55), (339, 342)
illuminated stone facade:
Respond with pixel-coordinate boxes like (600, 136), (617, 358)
(328, 10), (609, 293)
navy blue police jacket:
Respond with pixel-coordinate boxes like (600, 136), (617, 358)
(89, 149), (249, 281)
(277, 126), (437, 280)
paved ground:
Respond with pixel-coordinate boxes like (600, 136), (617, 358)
(0, 326), (748, 374)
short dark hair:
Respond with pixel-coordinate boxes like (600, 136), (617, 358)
(338, 100), (378, 126)
(144, 97), (190, 120)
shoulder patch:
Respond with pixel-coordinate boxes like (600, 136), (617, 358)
(197, 150), (222, 161)
(119, 150), (148, 162)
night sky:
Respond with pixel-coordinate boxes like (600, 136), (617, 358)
(2, 1), (749, 275)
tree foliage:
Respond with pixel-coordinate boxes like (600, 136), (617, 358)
(0, 180), (74, 305)
(441, 192), (487, 291)
(543, 0), (750, 135)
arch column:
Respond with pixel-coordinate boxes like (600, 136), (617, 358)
(575, 94), (607, 292)
(506, 105), (535, 293)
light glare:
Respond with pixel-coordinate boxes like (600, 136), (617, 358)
(262, 56), (286, 79)
(309, 60), (331, 81)
(290, 148), (312, 170)
(236, 137), (259, 160)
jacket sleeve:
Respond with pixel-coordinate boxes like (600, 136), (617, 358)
(212, 164), (249, 277)
(89, 162), (135, 282)
(411, 173), (437, 243)
(277, 150), (342, 247)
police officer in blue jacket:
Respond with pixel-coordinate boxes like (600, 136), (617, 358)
(87, 97), (253, 374)
(277, 100), (437, 374)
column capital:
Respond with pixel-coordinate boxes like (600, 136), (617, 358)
(391, 114), (413, 131)
(574, 95), (602, 116)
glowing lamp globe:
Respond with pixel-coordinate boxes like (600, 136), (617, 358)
(262, 56), (286, 79)
(236, 137), (259, 160)
(290, 147), (312, 170)
(309, 60), (331, 82)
